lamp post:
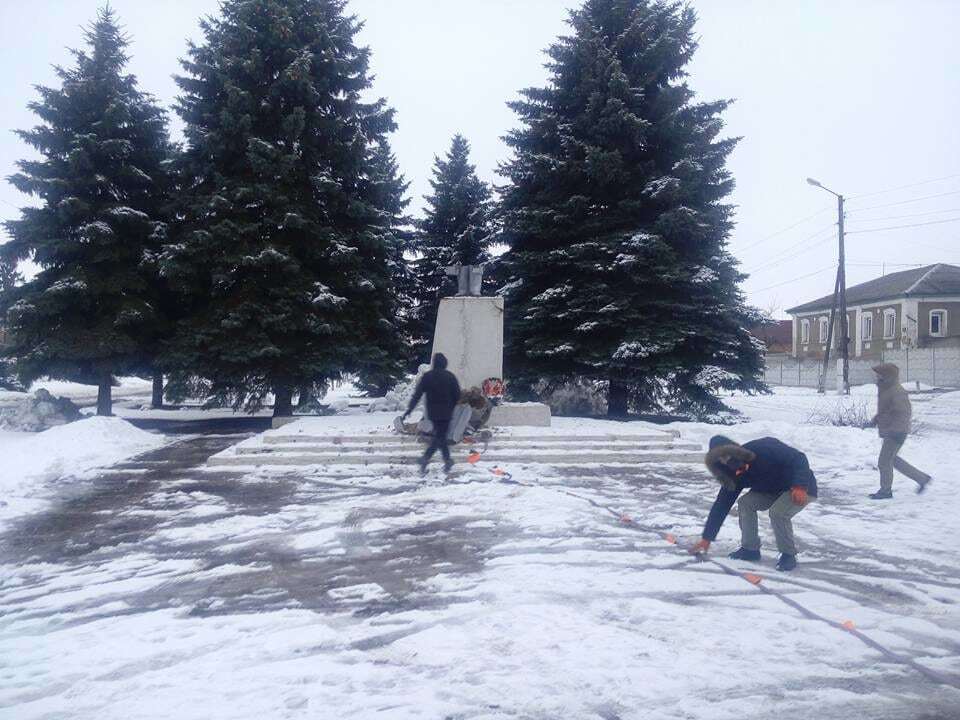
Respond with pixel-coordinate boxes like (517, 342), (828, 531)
(806, 177), (850, 394)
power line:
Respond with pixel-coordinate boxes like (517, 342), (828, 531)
(845, 216), (960, 235)
(847, 189), (960, 213)
(737, 206), (832, 251)
(750, 266), (835, 293)
(745, 227), (836, 273)
(848, 172), (960, 201)
(907, 239), (960, 255)
(845, 207), (960, 223)
(847, 262), (926, 267)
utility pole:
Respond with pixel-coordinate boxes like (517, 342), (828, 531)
(806, 177), (850, 394)
(819, 269), (841, 394)
(837, 194), (850, 394)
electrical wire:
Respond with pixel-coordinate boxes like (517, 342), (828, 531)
(847, 172), (960, 201)
(737, 206), (832, 252)
(846, 262), (926, 268)
(847, 189), (960, 213)
(745, 228), (836, 273)
(845, 217), (960, 235)
(844, 207), (960, 222)
(750, 266), (835, 293)
(903, 240), (960, 255)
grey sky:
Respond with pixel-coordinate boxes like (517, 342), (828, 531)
(1, 0), (958, 317)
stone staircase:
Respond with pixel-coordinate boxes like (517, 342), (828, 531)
(206, 429), (704, 469)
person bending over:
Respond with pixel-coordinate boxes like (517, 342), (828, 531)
(403, 353), (461, 474)
(689, 435), (818, 572)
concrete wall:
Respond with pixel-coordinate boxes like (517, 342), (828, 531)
(764, 343), (960, 389)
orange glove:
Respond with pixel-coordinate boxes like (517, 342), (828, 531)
(790, 486), (809, 506)
(689, 538), (711, 555)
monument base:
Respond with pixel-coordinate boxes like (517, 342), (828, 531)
(432, 296), (504, 390)
(488, 402), (552, 427)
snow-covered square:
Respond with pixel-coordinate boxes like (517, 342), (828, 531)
(1, 386), (958, 719)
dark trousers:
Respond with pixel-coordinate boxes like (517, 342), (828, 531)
(421, 419), (452, 467)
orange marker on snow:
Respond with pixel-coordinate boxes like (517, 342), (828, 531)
(664, 533), (677, 544)
(467, 451), (481, 464)
(744, 573), (762, 585)
(842, 620), (856, 631)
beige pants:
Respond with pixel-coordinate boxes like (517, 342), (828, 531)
(738, 490), (807, 556)
(879, 435), (930, 492)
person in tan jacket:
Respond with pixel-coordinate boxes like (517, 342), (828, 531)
(868, 363), (932, 499)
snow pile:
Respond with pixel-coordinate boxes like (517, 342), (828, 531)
(0, 388), (83, 431)
(367, 365), (429, 414)
(0, 416), (166, 527)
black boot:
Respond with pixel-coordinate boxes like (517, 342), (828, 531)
(869, 490), (893, 500)
(776, 554), (797, 572)
(418, 457), (429, 476)
(728, 547), (761, 562)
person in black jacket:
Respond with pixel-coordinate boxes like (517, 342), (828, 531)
(688, 435), (818, 572)
(403, 353), (461, 474)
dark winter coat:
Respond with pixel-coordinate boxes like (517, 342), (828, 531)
(872, 363), (912, 438)
(407, 357), (461, 423)
(701, 437), (818, 541)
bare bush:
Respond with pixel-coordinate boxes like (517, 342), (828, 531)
(805, 398), (873, 428)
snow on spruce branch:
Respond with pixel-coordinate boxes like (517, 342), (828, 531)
(693, 365), (740, 389)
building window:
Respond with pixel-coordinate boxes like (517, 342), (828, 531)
(862, 313), (873, 341)
(930, 310), (947, 337)
(883, 309), (897, 339)
(818, 317), (829, 344)
(801, 319), (810, 344)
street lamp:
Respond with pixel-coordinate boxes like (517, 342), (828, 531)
(806, 177), (850, 395)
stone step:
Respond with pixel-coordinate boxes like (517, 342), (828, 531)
(207, 448), (704, 468)
(235, 440), (702, 456)
(263, 431), (679, 445)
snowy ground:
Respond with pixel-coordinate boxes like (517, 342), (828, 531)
(0, 417), (167, 529)
(1, 385), (958, 719)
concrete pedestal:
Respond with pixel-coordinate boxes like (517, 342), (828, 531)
(489, 402), (552, 427)
(431, 296), (504, 390)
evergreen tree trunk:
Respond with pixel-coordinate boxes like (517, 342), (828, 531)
(97, 372), (113, 416)
(607, 379), (629, 418)
(296, 385), (313, 410)
(151, 372), (164, 409)
(273, 385), (293, 418)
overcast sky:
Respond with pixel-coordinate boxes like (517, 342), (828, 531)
(1, 0), (958, 316)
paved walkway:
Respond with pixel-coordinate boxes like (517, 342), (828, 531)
(1, 434), (958, 719)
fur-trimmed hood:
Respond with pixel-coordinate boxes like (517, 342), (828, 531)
(872, 363), (900, 387)
(705, 443), (756, 491)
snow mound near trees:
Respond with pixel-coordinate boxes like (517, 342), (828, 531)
(0, 388), (83, 431)
(0, 416), (166, 528)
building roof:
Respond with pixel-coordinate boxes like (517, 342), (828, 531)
(786, 263), (960, 315)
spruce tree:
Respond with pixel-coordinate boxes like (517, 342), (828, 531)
(411, 134), (493, 360)
(1, 8), (173, 415)
(352, 140), (416, 395)
(164, 0), (400, 415)
(0, 258), (22, 390)
(498, 0), (765, 419)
